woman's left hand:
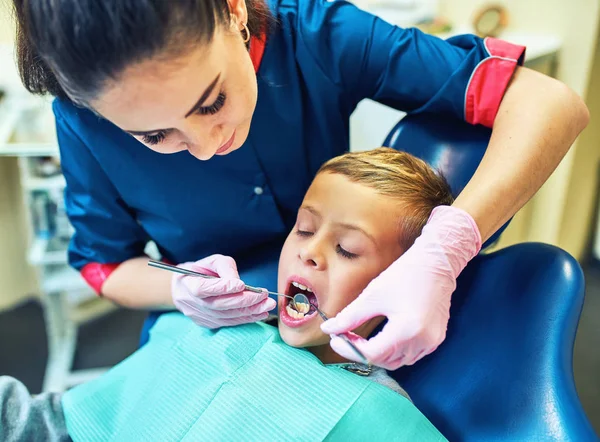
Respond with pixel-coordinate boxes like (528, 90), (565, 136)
(321, 206), (482, 370)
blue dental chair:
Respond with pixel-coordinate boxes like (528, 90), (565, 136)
(239, 114), (596, 441)
(383, 114), (597, 441)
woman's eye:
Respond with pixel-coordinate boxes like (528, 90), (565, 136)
(336, 245), (359, 260)
(296, 229), (314, 237)
(197, 92), (226, 116)
(137, 92), (226, 145)
(142, 131), (167, 145)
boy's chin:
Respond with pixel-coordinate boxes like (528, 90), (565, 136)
(279, 326), (329, 349)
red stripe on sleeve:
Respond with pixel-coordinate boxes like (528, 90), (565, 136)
(81, 262), (121, 295)
(465, 38), (526, 128)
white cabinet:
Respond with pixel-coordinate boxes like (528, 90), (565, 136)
(0, 94), (115, 392)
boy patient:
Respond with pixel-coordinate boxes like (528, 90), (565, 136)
(0, 148), (453, 440)
(276, 147), (453, 387)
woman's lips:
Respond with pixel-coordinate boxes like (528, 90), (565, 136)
(216, 131), (236, 155)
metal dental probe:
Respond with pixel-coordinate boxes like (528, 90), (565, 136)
(292, 293), (370, 366)
(148, 259), (301, 307)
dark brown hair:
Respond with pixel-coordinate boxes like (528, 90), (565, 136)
(12, 0), (272, 106)
(318, 147), (455, 251)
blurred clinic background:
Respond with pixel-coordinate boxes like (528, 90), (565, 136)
(0, 0), (599, 434)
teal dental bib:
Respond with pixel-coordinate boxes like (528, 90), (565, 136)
(62, 314), (446, 441)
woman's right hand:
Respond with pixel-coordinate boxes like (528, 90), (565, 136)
(172, 255), (276, 328)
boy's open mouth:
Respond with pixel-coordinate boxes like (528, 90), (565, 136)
(281, 277), (319, 325)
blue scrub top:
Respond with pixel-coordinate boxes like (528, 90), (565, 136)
(53, 0), (524, 293)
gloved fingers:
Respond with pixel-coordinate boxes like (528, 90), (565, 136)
(380, 354), (407, 371)
(209, 298), (276, 319)
(403, 349), (427, 367)
(215, 313), (270, 327)
(186, 310), (269, 328)
(179, 274), (246, 297)
(191, 313), (269, 330)
(188, 316), (222, 329)
(203, 290), (271, 311)
(329, 335), (367, 364)
(177, 261), (217, 277)
(176, 254), (245, 294)
(320, 296), (379, 335)
(197, 254), (241, 280)
(352, 322), (412, 365)
(327, 332), (389, 366)
(362, 320), (440, 369)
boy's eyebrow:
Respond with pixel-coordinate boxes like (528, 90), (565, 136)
(337, 222), (377, 246)
(301, 205), (322, 218)
(301, 205), (377, 246)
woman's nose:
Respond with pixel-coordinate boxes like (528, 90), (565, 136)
(183, 121), (224, 158)
(186, 142), (210, 160)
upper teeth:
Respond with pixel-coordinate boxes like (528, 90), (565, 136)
(292, 281), (312, 292)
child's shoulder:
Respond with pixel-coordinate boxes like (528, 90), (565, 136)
(367, 366), (411, 401)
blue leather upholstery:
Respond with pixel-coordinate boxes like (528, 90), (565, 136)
(383, 114), (506, 248)
(390, 243), (596, 441)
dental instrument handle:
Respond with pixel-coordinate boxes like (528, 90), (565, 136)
(335, 334), (370, 366)
(315, 307), (370, 366)
(148, 259), (286, 298)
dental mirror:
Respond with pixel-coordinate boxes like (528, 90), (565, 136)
(292, 293), (310, 311)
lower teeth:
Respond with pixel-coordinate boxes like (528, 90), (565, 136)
(286, 304), (305, 319)
(294, 302), (310, 314)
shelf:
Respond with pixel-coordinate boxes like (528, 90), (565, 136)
(0, 99), (24, 147)
(42, 265), (90, 294)
(29, 237), (70, 266)
(0, 72), (119, 392)
(24, 174), (66, 191)
(0, 143), (60, 157)
(0, 93), (59, 157)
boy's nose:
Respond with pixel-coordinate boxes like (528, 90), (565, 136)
(299, 244), (326, 270)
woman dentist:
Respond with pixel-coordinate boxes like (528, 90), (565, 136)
(13, 0), (588, 369)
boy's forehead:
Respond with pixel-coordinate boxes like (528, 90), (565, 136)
(304, 173), (402, 235)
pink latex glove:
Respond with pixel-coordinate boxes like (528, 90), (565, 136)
(321, 206), (482, 370)
(172, 254), (276, 328)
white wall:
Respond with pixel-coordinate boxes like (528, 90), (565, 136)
(0, 0), (14, 43)
(0, 158), (39, 310)
(0, 0), (39, 310)
(562, 31), (600, 258)
(440, 0), (600, 259)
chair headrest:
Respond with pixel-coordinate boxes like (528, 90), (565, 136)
(384, 114), (507, 248)
(384, 114), (492, 198)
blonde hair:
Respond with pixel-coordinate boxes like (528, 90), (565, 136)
(318, 148), (454, 251)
